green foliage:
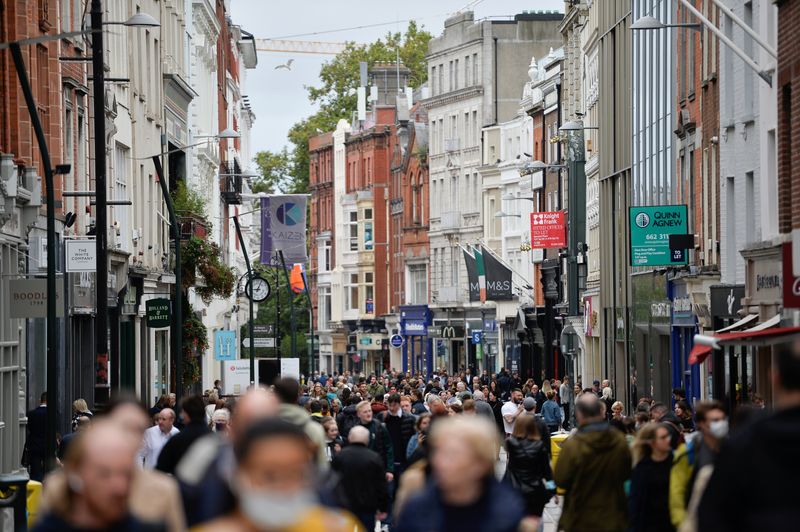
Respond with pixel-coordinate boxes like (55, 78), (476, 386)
(282, 21), (432, 194)
(181, 237), (236, 304)
(252, 147), (292, 193)
(172, 180), (207, 219)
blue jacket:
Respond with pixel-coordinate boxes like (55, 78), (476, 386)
(395, 478), (525, 532)
(541, 399), (562, 426)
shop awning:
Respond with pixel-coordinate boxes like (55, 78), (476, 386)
(715, 313), (758, 333)
(689, 317), (800, 365)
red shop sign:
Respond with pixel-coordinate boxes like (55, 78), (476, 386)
(783, 242), (800, 309)
(531, 211), (567, 248)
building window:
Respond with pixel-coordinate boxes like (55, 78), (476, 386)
(363, 208), (373, 250)
(319, 239), (331, 272)
(346, 273), (359, 310)
(465, 55), (471, 86)
(431, 66), (437, 94)
(318, 286), (331, 330)
(408, 264), (428, 304)
(364, 272), (374, 311)
(472, 54), (478, 85)
(454, 59), (459, 90)
(349, 211), (358, 251)
(114, 143), (130, 251)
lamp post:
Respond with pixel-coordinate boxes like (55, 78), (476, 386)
(559, 120), (588, 318)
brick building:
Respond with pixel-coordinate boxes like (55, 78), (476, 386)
(777, 0), (800, 234)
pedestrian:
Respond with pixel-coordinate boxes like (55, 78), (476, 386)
(156, 395), (210, 475)
(70, 398), (94, 432)
(611, 401), (625, 421)
(541, 390), (562, 434)
(520, 397), (552, 457)
(378, 393), (415, 479)
(139, 408), (179, 469)
(554, 393), (632, 532)
(57, 415), (91, 465)
(501, 389), (525, 437)
(405, 413), (431, 461)
(697, 341), (800, 530)
(504, 414), (554, 524)
(24, 392), (48, 481)
(211, 408), (231, 437)
(674, 400), (695, 432)
(669, 400), (727, 528)
(530, 384), (546, 412)
(321, 416), (343, 461)
(331, 425), (390, 531)
(559, 376), (574, 430)
(205, 390), (219, 425)
(629, 423), (675, 532)
(356, 400), (395, 481)
(33, 421), (164, 532)
(273, 377), (328, 467)
(196, 418), (360, 531)
(471, 390), (496, 420)
(601, 386), (614, 420)
(394, 416), (531, 532)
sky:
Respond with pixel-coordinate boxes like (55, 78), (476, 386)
(230, 0), (564, 164)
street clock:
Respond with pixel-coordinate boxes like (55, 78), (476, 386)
(245, 275), (271, 302)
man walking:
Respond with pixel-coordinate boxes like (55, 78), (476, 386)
(25, 392), (48, 481)
(356, 400), (395, 480)
(156, 396), (210, 475)
(331, 426), (389, 532)
(378, 394), (415, 478)
(501, 389), (525, 437)
(554, 394), (631, 531)
(139, 408), (178, 469)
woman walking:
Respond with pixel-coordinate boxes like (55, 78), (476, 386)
(504, 414), (554, 525)
(629, 422), (675, 532)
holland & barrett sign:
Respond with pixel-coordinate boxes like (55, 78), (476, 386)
(629, 205), (689, 267)
(146, 298), (171, 329)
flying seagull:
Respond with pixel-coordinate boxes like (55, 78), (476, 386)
(275, 59), (294, 71)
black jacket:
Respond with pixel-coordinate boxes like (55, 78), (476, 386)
(698, 406), (800, 531)
(26, 405), (47, 454)
(336, 405), (360, 439)
(361, 420), (395, 473)
(155, 421), (210, 475)
(629, 456), (674, 532)
(331, 443), (389, 513)
(378, 410), (415, 464)
(504, 437), (552, 495)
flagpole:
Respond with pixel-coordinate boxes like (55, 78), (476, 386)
(278, 250), (297, 360)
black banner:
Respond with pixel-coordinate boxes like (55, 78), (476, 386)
(482, 247), (513, 300)
(463, 248), (480, 302)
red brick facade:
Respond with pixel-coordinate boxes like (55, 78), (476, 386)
(777, 0), (800, 232)
(308, 132), (334, 325)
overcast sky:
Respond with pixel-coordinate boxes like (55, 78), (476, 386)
(230, 0), (564, 164)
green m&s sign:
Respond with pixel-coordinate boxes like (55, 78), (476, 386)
(629, 205), (688, 267)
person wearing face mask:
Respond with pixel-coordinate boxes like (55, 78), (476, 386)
(197, 418), (360, 532)
(697, 341), (800, 531)
(668, 400), (727, 529)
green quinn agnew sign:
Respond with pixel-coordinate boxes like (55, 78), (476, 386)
(146, 298), (171, 328)
(629, 205), (689, 267)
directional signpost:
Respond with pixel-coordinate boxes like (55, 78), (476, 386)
(242, 337), (276, 348)
(629, 205), (689, 267)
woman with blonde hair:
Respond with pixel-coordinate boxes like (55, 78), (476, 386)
(395, 416), (530, 532)
(629, 423), (675, 532)
(70, 398), (93, 432)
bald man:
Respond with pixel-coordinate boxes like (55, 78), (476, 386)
(175, 387), (279, 527)
(140, 407), (179, 469)
(331, 425), (390, 531)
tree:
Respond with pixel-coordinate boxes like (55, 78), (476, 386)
(284, 22), (433, 194)
(252, 147), (292, 193)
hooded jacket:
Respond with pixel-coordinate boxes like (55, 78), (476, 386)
(278, 403), (328, 468)
(554, 421), (632, 532)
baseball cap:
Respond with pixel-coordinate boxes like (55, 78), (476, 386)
(523, 397), (536, 411)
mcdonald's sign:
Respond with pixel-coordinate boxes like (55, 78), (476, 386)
(437, 325), (465, 339)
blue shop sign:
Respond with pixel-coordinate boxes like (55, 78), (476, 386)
(402, 320), (428, 336)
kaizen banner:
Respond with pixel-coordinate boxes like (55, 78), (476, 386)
(260, 195), (308, 267)
(531, 211), (567, 248)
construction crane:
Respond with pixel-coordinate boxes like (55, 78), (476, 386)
(255, 39), (347, 55)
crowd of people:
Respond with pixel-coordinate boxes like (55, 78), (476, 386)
(23, 341), (800, 531)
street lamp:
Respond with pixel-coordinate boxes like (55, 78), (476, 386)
(559, 121), (600, 132)
(494, 211), (522, 218)
(503, 192), (536, 202)
(631, 0), (774, 86)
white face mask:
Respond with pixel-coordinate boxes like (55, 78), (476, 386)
(235, 480), (316, 529)
(708, 419), (729, 440)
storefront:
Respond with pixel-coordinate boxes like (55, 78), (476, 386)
(399, 305), (432, 379)
(631, 273), (672, 403)
(670, 280), (700, 403)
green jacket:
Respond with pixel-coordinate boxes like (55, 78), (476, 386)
(669, 438), (701, 527)
(367, 383), (386, 398)
(554, 422), (632, 532)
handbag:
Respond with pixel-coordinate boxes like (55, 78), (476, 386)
(20, 441), (30, 468)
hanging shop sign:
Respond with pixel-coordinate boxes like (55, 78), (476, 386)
(530, 211), (567, 249)
(65, 239), (97, 272)
(145, 298), (171, 329)
(629, 205), (689, 267)
(214, 330), (238, 361)
(8, 279), (64, 319)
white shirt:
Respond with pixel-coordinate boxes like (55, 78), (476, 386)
(501, 401), (520, 435)
(139, 425), (179, 469)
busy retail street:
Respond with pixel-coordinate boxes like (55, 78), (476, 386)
(2, 0), (800, 531)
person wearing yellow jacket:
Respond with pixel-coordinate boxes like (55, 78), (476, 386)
(669, 401), (727, 528)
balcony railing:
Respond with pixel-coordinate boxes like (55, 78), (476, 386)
(220, 160), (242, 204)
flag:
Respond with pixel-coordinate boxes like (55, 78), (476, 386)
(463, 248), (480, 302)
(474, 246), (487, 303)
(290, 263), (307, 294)
(482, 247), (514, 300)
(260, 195), (308, 267)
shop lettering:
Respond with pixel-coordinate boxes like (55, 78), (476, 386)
(673, 297), (693, 313)
(487, 280), (512, 291)
(651, 211), (683, 227)
(756, 274), (781, 291)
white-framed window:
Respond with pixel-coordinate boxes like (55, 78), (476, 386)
(408, 264), (428, 305)
(362, 208), (373, 250)
(318, 239), (331, 272)
(348, 211), (358, 251)
(318, 286), (331, 330)
(114, 143), (130, 251)
(345, 273), (359, 311)
(364, 272), (374, 312)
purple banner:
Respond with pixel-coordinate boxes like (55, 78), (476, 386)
(260, 195), (308, 267)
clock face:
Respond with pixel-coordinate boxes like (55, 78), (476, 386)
(246, 276), (270, 302)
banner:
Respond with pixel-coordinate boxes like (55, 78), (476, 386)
(290, 263), (307, 294)
(260, 195), (308, 267)
(481, 246), (513, 300)
(463, 248), (480, 302)
(474, 247), (487, 302)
